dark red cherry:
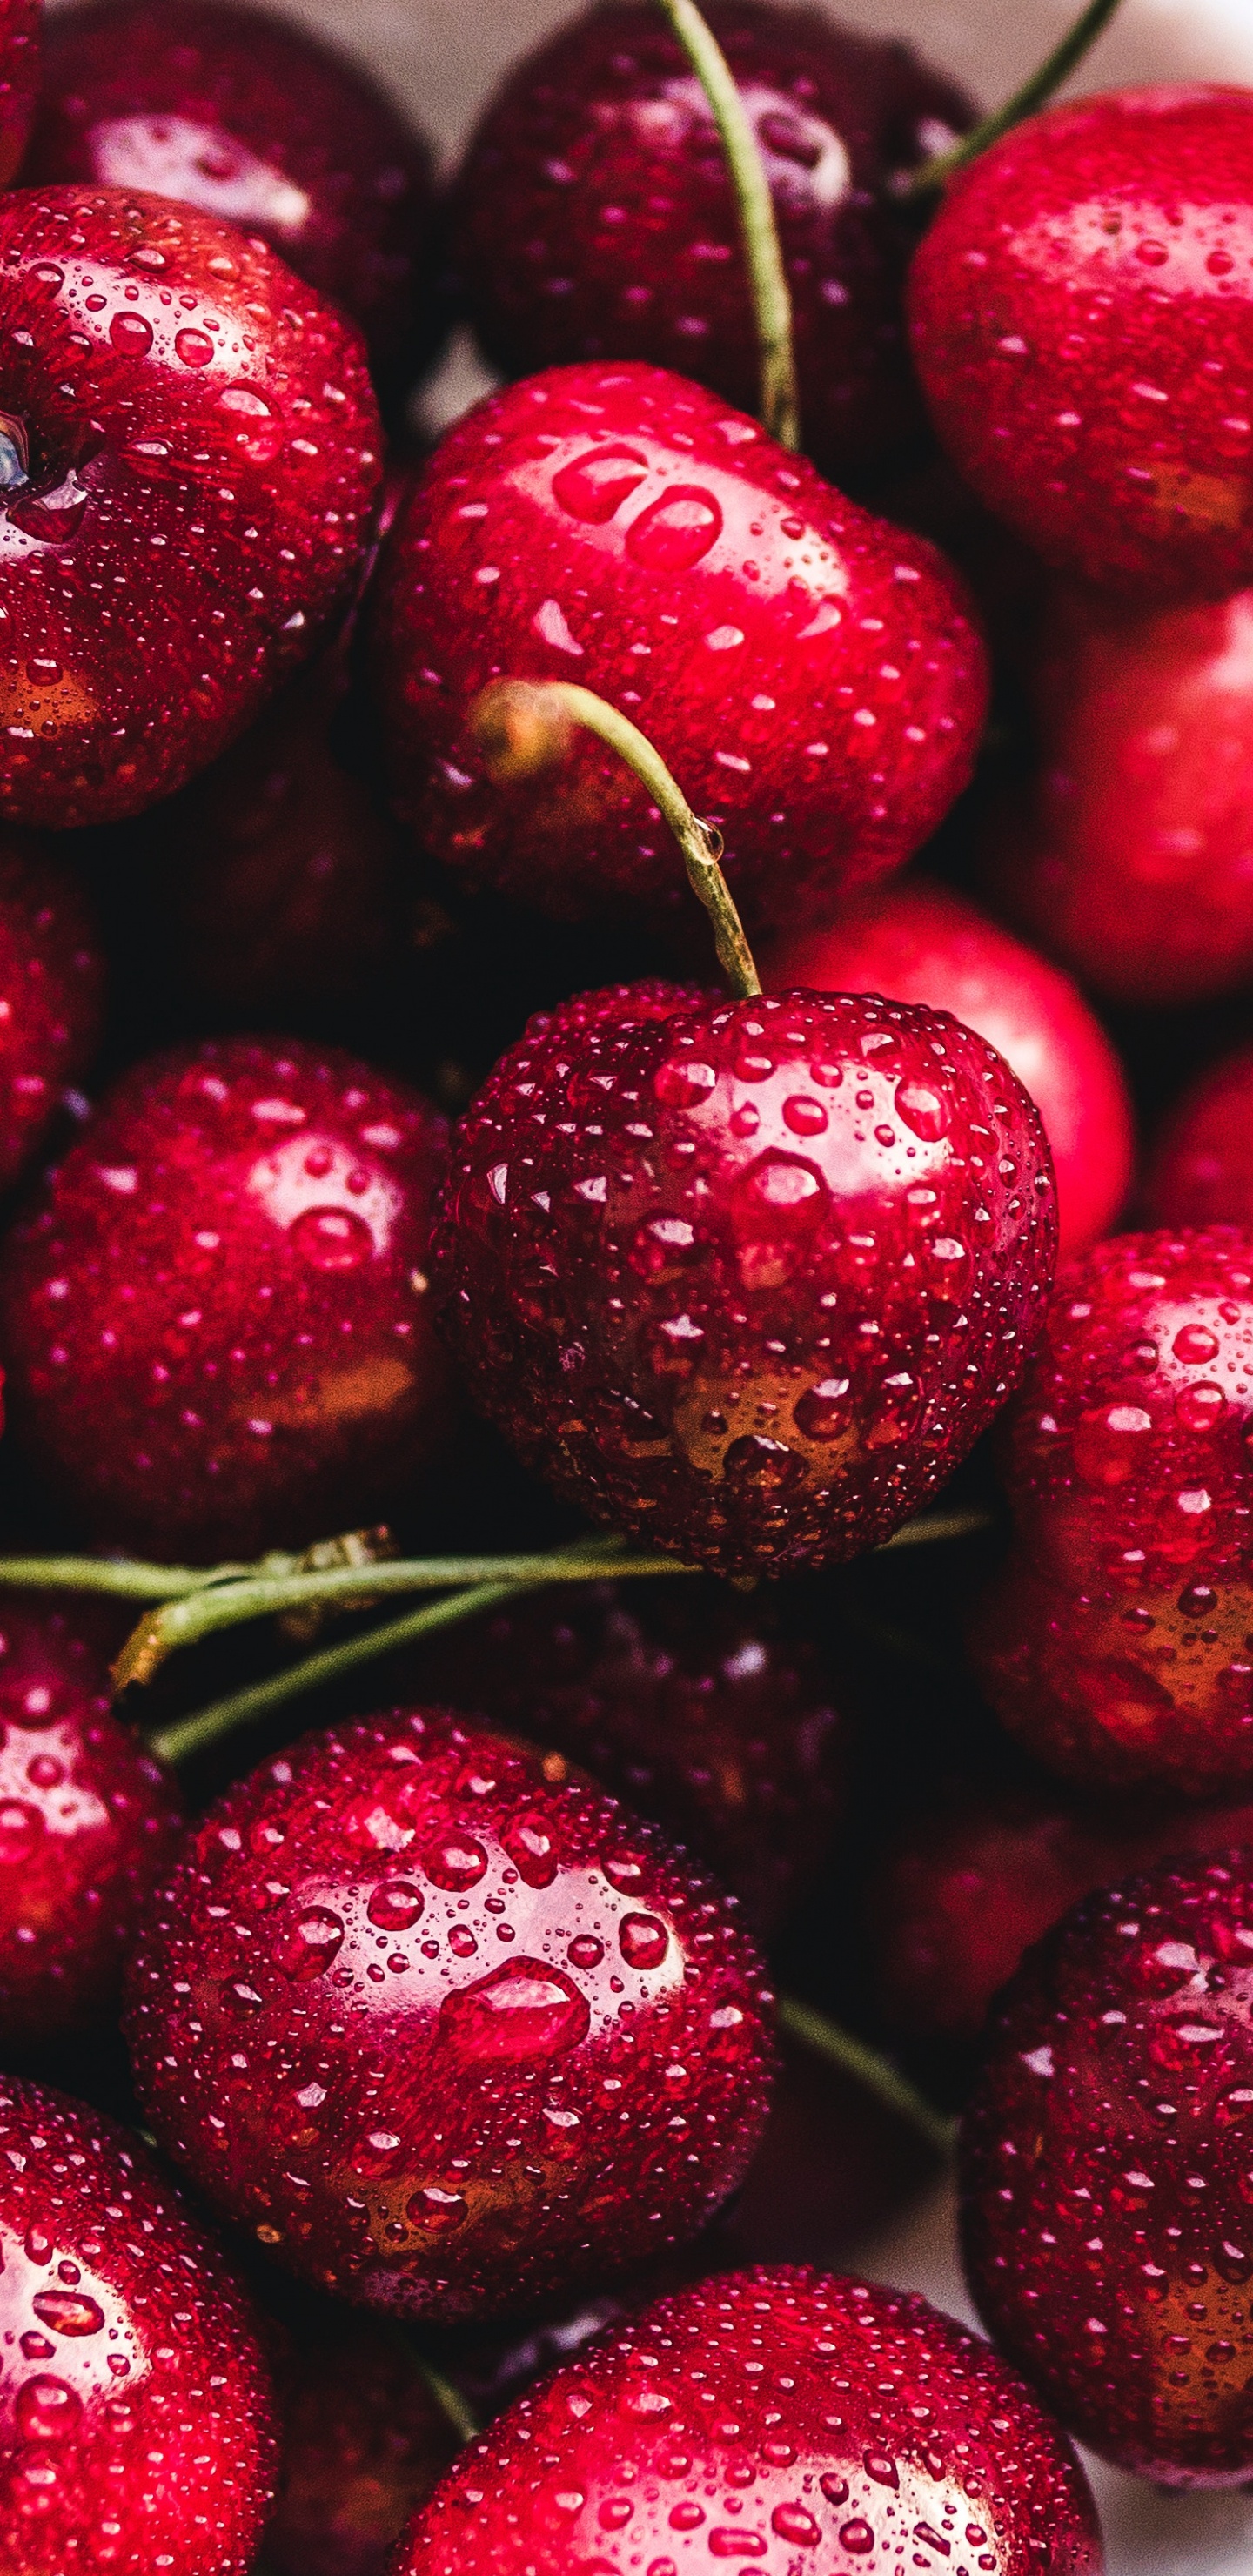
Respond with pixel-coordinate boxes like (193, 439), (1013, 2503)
(446, 1), (973, 483)
(0, 1597), (183, 2049)
(909, 86), (1253, 602)
(392, 2265), (1102, 2574)
(962, 1849), (1253, 2485)
(0, 0), (37, 184)
(1145, 1046), (1253, 1231)
(371, 361), (988, 938)
(124, 1706), (775, 2320)
(431, 981), (1056, 1578)
(0, 184), (381, 830)
(0, 1035), (453, 1560)
(28, 0), (436, 390)
(0, 837), (104, 1191)
(971, 1226), (1253, 1795)
(0, 2075), (277, 2571)
(763, 875), (1134, 1257)
(267, 2311), (455, 2576)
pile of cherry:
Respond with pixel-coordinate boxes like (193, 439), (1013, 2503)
(0, 0), (1250, 2565)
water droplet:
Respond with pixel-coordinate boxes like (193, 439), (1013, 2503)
(783, 1095), (828, 1136)
(771, 2502), (820, 2544)
(568, 1935), (603, 1968)
(1175, 1324), (1220, 1365)
(864, 2449), (898, 2486)
(174, 326), (215, 367)
(16, 2376), (82, 2442)
(709, 2531), (767, 2559)
(625, 486), (722, 571)
(1073, 1404), (1155, 1486)
(350, 2127), (407, 2178)
(724, 1433), (805, 1491)
(367, 1881), (424, 1930)
(619, 1913), (669, 1969)
(740, 1152), (828, 1222)
(1177, 1381), (1226, 1433)
(0, 1800), (42, 1863)
(603, 1853), (647, 1894)
(109, 310), (152, 356)
(501, 1811), (559, 1888)
(425, 1835), (488, 1892)
(273, 1906), (345, 1980)
(217, 381), (281, 464)
(553, 446), (648, 523)
(819, 2475), (848, 2506)
(31, 2290), (104, 2337)
(439, 1957), (591, 2062)
(794, 1378), (851, 1442)
(839, 2525), (875, 2556)
(895, 1077), (950, 1142)
(288, 1205), (373, 1271)
(407, 2184), (468, 2233)
(542, 2103), (583, 2159)
(654, 1058), (716, 1108)
(448, 1924), (478, 1958)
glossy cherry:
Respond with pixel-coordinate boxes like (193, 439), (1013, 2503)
(971, 1227), (1253, 1796)
(0, 0), (37, 184)
(372, 361), (988, 937)
(446, 0), (972, 483)
(393, 2264), (1102, 2574)
(1145, 1046), (1253, 1231)
(764, 876), (1134, 1257)
(0, 1597), (183, 2049)
(124, 1706), (776, 2320)
(0, 836), (104, 1191)
(267, 2311), (455, 2576)
(0, 1034), (453, 1560)
(0, 184), (381, 829)
(29, 0), (436, 390)
(432, 980), (1056, 1578)
(909, 86), (1253, 602)
(0, 2075), (277, 2571)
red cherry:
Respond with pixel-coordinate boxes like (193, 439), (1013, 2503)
(0, 184), (381, 830)
(0, 0), (37, 184)
(431, 981), (1056, 1577)
(909, 86), (1253, 602)
(763, 876), (1134, 1258)
(0, 2075), (277, 2571)
(971, 1226), (1253, 1795)
(267, 2311), (455, 2576)
(28, 0), (436, 389)
(986, 583), (1253, 1006)
(124, 1706), (775, 2319)
(962, 1849), (1253, 2485)
(392, 2265), (1101, 2574)
(446, 2), (973, 483)
(1146, 1046), (1253, 1231)
(0, 836), (104, 1191)
(0, 1597), (183, 2049)
(371, 362), (988, 937)
(0, 1035), (453, 1560)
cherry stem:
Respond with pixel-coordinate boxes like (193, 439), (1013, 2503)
(471, 680), (762, 999)
(776, 1994), (957, 2158)
(411, 2354), (480, 2447)
(901, 0), (1124, 197)
(653, 0), (800, 449)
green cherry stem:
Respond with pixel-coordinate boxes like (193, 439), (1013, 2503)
(902, 0), (1125, 197)
(776, 1993), (958, 2158)
(0, 1555), (247, 1600)
(653, 0), (800, 449)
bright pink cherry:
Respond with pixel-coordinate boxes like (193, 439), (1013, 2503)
(909, 87), (1253, 602)
(371, 361), (988, 937)
(763, 875), (1134, 1256)
(971, 1226), (1253, 1795)
(0, 1597), (183, 2048)
(0, 2075), (277, 2571)
(0, 184), (381, 829)
(432, 981), (1056, 1578)
(267, 2311), (455, 2576)
(392, 2265), (1102, 2574)
(0, 1035), (453, 1560)
(29, 0), (436, 389)
(962, 1850), (1253, 2485)
(1146, 1046), (1253, 1231)
(0, 836), (104, 1190)
(0, 0), (37, 184)
(124, 1706), (775, 2319)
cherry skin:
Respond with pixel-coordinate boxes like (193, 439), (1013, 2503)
(28, 0), (436, 392)
(986, 582), (1253, 1007)
(0, 835), (104, 1191)
(267, 2311), (455, 2576)
(962, 1849), (1253, 2485)
(446, 1), (973, 485)
(0, 1034), (453, 1560)
(0, 184), (381, 830)
(392, 2264), (1102, 2574)
(908, 86), (1253, 603)
(1145, 1045), (1253, 1231)
(372, 361), (988, 938)
(0, 0), (37, 184)
(432, 980), (1056, 1578)
(0, 2075), (277, 2571)
(763, 877), (1134, 1258)
(124, 1705), (776, 2320)
(0, 1597), (184, 2049)
(971, 1226), (1253, 1796)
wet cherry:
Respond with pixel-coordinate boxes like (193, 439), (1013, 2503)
(1145, 1046), (1253, 1231)
(0, 837), (104, 1191)
(267, 2310), (456, 2576)
(124, 1706), (775, 2319)
(0, 2075), (277, 2571)
(432, 981), (1056, 1578)
(0, 1035), (453, 1560)
(0, 0), (37, 184)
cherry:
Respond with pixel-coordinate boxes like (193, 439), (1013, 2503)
(763, 876), (1134, 1257)
(0, 1034), (453, 1560)
(28, 0), (437, 392)
(267, 2311), (455, 2576)
(124, 1705), (776, 2319)
(0, 2074), (277, 2570)
(0, 184), (381, 830)
(908, 86), (1253, 603)
(970, 1226), (1253, 1796)
(1145, 1045), (1253, 1231)
(371, 361), (988, 937)
(985, 582), (1253, 1007)
(392, 2264), (1102, 2573)
(0, 835), (104, 1191)
(446, 1), (973, 483)
(432, 980), (1055, 1578)
(0, 0), (37, 185)
(962, 1849), (1253, 2485)
(0, 1596), (183, 2049)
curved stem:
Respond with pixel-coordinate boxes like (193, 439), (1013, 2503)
(412, 2354), (479, 2448)
(654, 0), (799, 449)
(0, 1556), (244, 1600)
(901, 0), (1125, 197)
(877, 1506), (991, 1553)
(472, 681), (761, 999)
(777, 1993), (957, 2159)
